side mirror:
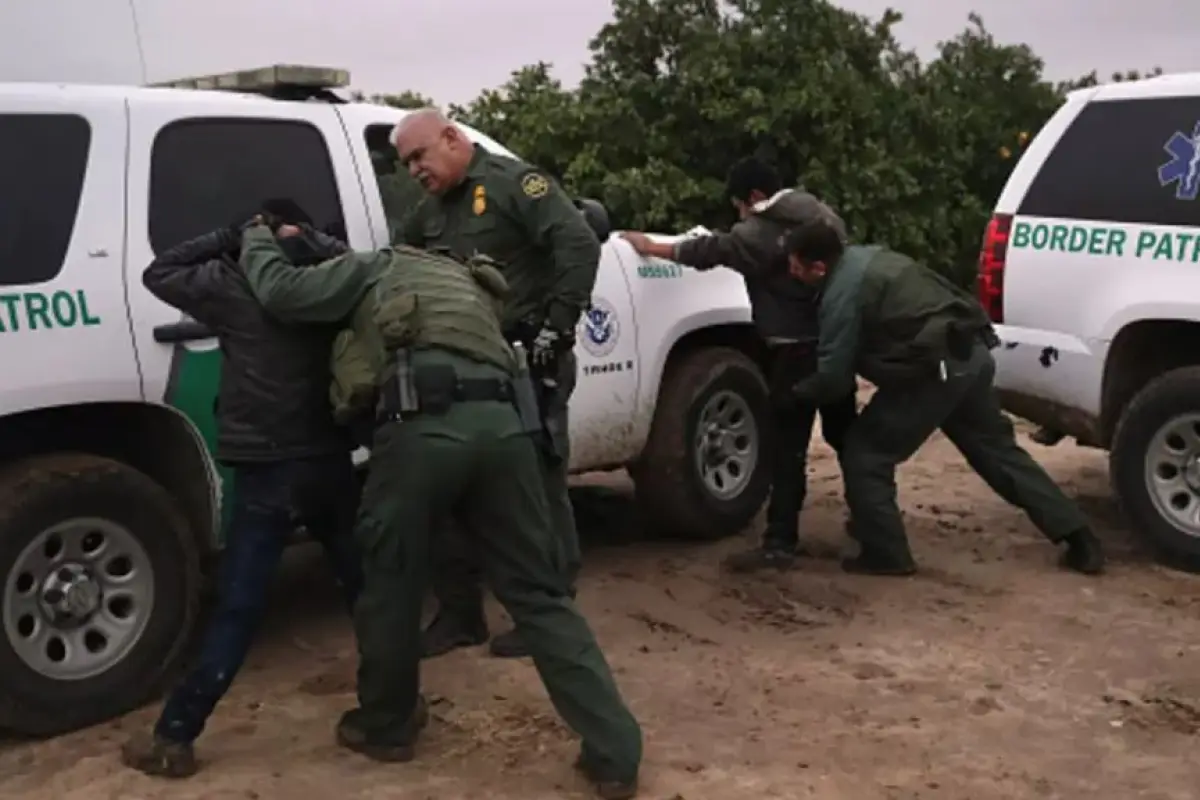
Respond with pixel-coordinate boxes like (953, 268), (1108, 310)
(575, 197), (612, 242)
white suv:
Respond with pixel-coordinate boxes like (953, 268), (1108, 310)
(0, 66), (771, 736)
(980, 73), (1200, 572)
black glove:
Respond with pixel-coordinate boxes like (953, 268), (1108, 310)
(530, 324), (574, 377)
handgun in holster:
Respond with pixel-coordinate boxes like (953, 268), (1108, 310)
(511, 342), (564, 464)
(377, 348), (421, 421)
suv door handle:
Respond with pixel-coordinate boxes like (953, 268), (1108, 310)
(153, 320), (214, 343)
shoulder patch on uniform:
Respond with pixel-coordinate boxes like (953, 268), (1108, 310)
(520, 172), (550, 199)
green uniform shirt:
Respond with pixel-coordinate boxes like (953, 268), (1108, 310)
(399, 145), (600, 333)
(794, 245), (996, 403)
(239, 225), (390, 324)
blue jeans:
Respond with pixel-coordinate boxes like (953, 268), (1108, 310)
(156, 453), (362, 744)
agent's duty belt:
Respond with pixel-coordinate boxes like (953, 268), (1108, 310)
(377, 364), (514, 423)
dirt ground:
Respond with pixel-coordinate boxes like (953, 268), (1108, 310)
(3, 416), (1200, 800)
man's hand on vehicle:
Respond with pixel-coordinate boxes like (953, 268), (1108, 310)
(619, 231), (677, 260)
(619, 231), (653, 254)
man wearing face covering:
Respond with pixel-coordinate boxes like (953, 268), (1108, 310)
(121, 200), (364, 779)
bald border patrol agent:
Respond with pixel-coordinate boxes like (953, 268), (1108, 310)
(393, 109), (599, 660)
(237, 221), (642, 799)
(783, 219), (1106, 577)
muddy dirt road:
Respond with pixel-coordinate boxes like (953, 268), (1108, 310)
(2, 423), (1199, 799)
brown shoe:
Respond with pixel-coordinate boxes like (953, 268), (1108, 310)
(120, 731), (198, 779)
(574, 753), (638, 799)
(336, 695), (430, 763)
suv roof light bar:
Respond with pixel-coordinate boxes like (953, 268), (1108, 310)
(149, 64), (351, 103)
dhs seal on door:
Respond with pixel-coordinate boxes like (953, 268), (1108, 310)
(579, 298), (619, 358)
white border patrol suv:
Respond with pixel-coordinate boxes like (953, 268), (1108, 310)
(980, 73), (1200, 573)
(0, 65), (770, 736)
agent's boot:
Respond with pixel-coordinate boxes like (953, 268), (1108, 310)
(841, 547), (917, 577)
(1059, 527), (1105, 575)
(336, 695), (430, 763)
(120, 731), (198, 779)
(420, 612), (488, 659)
(574, 752), (638, 799)
(722, 546), (796, 573)
(488, 627), (531, 659)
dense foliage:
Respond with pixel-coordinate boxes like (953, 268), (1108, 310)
(361, 1), (1158, 286)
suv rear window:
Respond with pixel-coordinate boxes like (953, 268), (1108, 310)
(148, 118), (346, 253)
(0, 113), (91, 286)
(1018, 97), (1200, 228)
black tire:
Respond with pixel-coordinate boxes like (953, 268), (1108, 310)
(1110, 367), (1200, 573)
(632, 347), (772, 540)
(0, 453), (201, 736)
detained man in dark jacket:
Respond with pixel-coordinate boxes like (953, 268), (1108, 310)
(620, 158), (858, 572)
(783, 219), (1105, 577)
(121, 201), (364, 779)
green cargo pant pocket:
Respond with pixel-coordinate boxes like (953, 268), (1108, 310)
(355, 514), (404, 573)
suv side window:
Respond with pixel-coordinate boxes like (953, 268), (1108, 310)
(0, 113), (91, 286)
(1018, 97), (1200, 228)
(148, 118), (347, 253)
(364, 123), (426, 243)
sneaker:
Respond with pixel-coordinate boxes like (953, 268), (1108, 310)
(1059, 528), (1105, 575)
(120, 731), (198, 779)
(488, 628), (531, 659)
(722, 547), (795, 573)
(336, 695), (430, 763)
(421, 613), (488, 659)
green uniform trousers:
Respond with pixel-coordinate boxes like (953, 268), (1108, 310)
(350, 356), (640, 781)
(431, 351), (582, 618)
(840, 342), (1090, 562)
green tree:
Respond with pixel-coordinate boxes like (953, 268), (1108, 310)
(389, 1), (1157, 286)
(349, 90), (437, 108)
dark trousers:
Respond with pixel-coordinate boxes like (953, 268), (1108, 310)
(841, 343), (1090, 562)
(762, 343), (858, 552)
(156, 453), (362, 744)
(431, 352), (580, 623)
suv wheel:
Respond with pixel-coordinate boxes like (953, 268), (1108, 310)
(1110, 366), (1200, 573)
(632, 347), (771, 540)
(0, 453), (201, 736)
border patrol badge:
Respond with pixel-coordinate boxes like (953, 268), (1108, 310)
(473, 184), (487, 215)
(521, 172), (550, 199)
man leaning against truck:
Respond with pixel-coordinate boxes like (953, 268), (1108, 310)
(620, 158), (858, 573)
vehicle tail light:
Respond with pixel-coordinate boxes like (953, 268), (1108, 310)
(977, 213), (1012, 323)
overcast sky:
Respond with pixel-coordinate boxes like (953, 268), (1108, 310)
(0, 0), (1194, 104)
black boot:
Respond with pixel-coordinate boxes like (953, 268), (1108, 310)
(1059, 528), (1105, 575)
(574, 752), (638, 799)
(336, 695), (430, 763)
(120, 731), (198, 779)
(841, 548), (917, 576)
(421, 612), (488, 659)
(488, 628), (531, 659)
(722, 546), (796, 573)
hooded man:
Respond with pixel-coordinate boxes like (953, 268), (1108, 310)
(121, 200), (363, 778)
(620, 158), (858, 572)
